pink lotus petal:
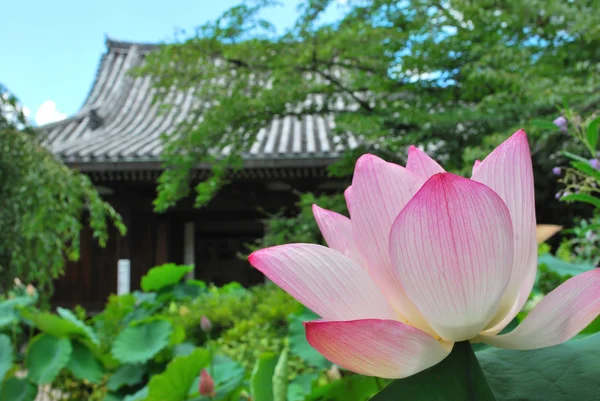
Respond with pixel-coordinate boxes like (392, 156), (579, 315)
(312, 205), (362, 265)
(249, 244), (396, 320)
(479, 269), (600, 349)
(389, 173), (514, 341)
(472, 159), (481, 175)
(406, 145), (445, 180)
(344, 186), (354, 216)
(351, 154), (432, 332)
(472, 130), (537, 332)
(305, 319), (452, 379)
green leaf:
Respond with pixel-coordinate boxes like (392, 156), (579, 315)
(186, 279), (207, 289)
(587, 116), (600, 151)
(107, 364), (148, 391)
(0, 334), (13, 381)
(305, 375), (382, 401)
(561, 150), (590, 163)
(580, 316), (600, 334)
(288, 373), (318, 401)
(132, 290), (158, 305)
(371, 342), (496, 401)
(57, 307), (100, 345)
(26, 334), (73, 385)
(111, 320), (173, 364)
(570, 161), (600, 182)
(141, 263), (193, 292)
(0, 304), (18, 328)
(145, 348), (210, 401)
(123, 386), (149, 401)
(103, 393), (123, 401)
(479, 333), (600, 401)
(529, 119), (560, 130)
(250, 352), (278, 401)
(66, 341), (104, 384)
(172, 282), (205, 300)
(173, 342), (196, 357)
(0, 378), (38, 401)
(169, 323), (186, 346)
(22, 309), (97, 344)
(0, 297), (32, 328)
(561, 193), (600, 208)
(288, 309), (329, 369)
(538, 253), (595, 277)
(273, 348), (288, 401)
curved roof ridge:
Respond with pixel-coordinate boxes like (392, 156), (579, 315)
(105, 36), (161, 53)
(38, 36), (357, 166)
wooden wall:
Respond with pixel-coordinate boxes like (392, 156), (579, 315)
(51, 175), (346, 310)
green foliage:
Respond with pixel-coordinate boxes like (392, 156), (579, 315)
(479, 333), (600, 401)
(555, 110), (600, 206)
(0, 334), (13, 381)
(246, 192), (348, 254)
(288, 374), (317, 401)
(92, 293), (138, 355)
(52, 368), (108, 401)
(111, 320), (173, 364)
(26, 334), (73, 385)
(141, 263), (194, 292)
(538, 254), (595, 277)
(0, 85), (125, 296)
(372, 342), (496, 401)
(106, 364), (147, 391)
(57, 307), (100, 345)
(273, 348), (289, 401)
(164, 282), (304, 374)
(123, 386), (149, 401)
(288, 309), (328, 370)
(250, 353), (278, 401)
(66, 341), (104, 384)
(304, 375), (383, 401)
(22, 309), (96, 344)
(559, 213), (600, 265)
(0, 378), (38, 401)
(144, 348), (210, 401)
(131, 0), (600, 213)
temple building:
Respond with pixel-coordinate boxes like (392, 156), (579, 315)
(41, 38), (352, 309)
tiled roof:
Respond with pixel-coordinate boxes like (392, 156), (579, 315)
(41, 38), (358, 167)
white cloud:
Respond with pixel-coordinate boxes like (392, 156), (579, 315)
(35, 100), (66, 125)
(22, 106), (31, 118)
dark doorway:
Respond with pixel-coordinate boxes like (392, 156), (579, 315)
(194, 219), (264, 286)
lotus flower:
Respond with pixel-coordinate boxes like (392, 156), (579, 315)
(248, 130), (600, 379)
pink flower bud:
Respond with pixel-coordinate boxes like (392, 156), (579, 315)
(199, 369), (215, 397)
(26, 284), (36, 296)
(200, 316), (212, 332)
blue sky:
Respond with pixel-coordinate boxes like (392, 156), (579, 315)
(0, 0), (344, 125)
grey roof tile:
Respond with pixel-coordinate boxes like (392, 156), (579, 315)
(41, 38), (355, 166)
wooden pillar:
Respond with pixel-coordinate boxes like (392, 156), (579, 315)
(113, 196), (132, 294)
(184, 222), (195, 279)
(155, 221), (169, 266)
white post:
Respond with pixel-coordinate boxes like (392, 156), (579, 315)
(184, 222), (195, 279)
(117, 259), (131, 295)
